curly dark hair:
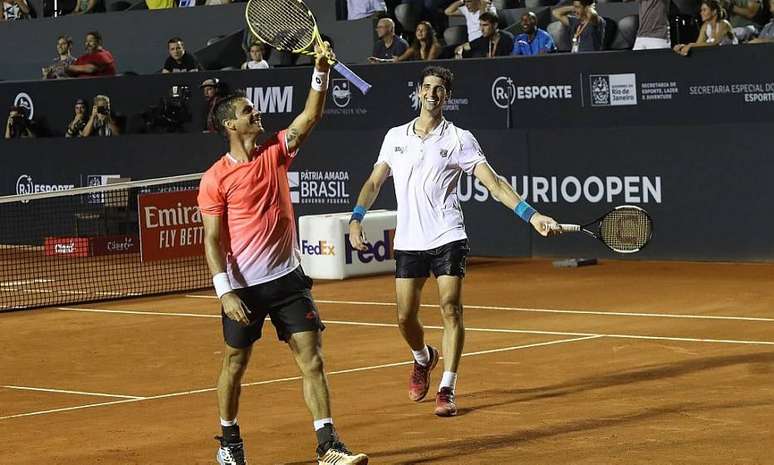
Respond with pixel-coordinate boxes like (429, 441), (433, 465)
(420, 66), (454, 94)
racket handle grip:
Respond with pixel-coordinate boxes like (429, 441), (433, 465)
(333, 62), (372, 95)
(555, 224), (581, 232)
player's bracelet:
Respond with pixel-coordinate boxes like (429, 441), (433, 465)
(311, 69), (329, 92)
(213, 272), (232, 299)
(514, 200), (537, 223)
(350, 205), (367, 223)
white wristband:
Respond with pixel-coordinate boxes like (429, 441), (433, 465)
(213, 272), (232, 299)
(311, 69), (329, 92)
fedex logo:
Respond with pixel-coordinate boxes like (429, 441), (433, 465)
(344, 229), (395, 264)
(301, 240), (335, 256)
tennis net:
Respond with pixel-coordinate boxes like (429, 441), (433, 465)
(0, 173), (210, 311)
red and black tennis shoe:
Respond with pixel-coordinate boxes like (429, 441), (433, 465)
(434, 387), (457, 417)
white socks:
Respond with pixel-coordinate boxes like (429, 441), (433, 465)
(440, 371), (457, 392)
(314, 417), (333, 431)
(220, 418), (238, 427)
(412, 345), (430, 366)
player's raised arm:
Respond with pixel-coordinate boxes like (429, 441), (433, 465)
(286, 42), (334, 153)
(473, 161), (560, 237)
(348, 162), (391, 251)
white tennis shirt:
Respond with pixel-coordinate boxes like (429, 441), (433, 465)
(375, 118), (486, 251)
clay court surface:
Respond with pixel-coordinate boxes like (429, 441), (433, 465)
(2, 258), (773, 464)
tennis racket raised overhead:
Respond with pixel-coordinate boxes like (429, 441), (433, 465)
(554, 205), (653, 254)
(245, 0), (372, 95)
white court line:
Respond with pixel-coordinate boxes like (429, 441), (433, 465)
(186, 295), (774, 323)
(56, 306), (774, 346)
(0, 336), (595, 421)
(2, 385), (145, 400)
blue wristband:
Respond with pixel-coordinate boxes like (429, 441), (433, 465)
(514, 201), (537, 223)
(350, 205), (367, 223)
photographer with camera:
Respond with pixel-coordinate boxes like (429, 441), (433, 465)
(200, 77), (225, 132)
(65, 99), (89, 138)
(83, 95), (120, 137)
(4, 106), (35, 139)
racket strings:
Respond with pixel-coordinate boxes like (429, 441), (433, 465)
(599, 209), (652, 252)
(246, 0), (315, 51)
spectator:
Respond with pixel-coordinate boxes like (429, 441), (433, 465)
(369, 18), (410, 62)
(725, 0), (765, 41)
(395, 20), (443, 61)
(445, 0), (496, 42)
(632, 0), (671, 49)
(43, 35), (77, 80)
(146, 0), (174, 9)
(347, 0), (386, 19)
(201, 77), (224, 132)
(553, 0), (606, 53)
(241, 43), (270, 69)
(1, 0), (30, 20)
(67, 31), (117, 77)
(163, 37), (203, 73)
(65, 99), (88, 138)
(82, 95), (119, 136)
(673, 0), (737, 55)
(749, 0), (774, 42)
(456, 12), (513, 57)
(4, 106), (35, 139)
(512, 11), (557, 55)
(70, 0), (99, 15)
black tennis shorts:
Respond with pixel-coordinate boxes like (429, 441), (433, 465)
(222, 266), (324, 348)
(395, 239), (470, 279)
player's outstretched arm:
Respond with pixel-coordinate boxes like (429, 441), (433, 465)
(202, 214), (251, 326)
(473, 162), (560, 237)
(348, 163), (391, 251)
(286, 42), (334, 153)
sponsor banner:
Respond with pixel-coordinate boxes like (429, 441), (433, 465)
(590, 73), (638, 107)
(138, 189), (203, 262)
(245, 85), (294, 113)
(16, 174), (75, 196)
(44, 237), (91, 257)
(91, 235), (140, 256)
(287, 170), (351, 205)
(43, 235), (140, 257)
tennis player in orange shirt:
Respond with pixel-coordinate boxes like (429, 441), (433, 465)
(198, 43), (368, 465)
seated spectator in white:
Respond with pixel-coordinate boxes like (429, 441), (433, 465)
(632, 0), (670, 49)
(1, 0), (30, 20)
(163, 37), (203, 73)
(70, 0), (99, 15)
(394, 20), (443, 61)
(553, 0), (606, 53)
(146, 0), (174, 9)
(455, 12), (513, 58)
(512, 11), (556, 55)
(43, 35), (77, 80)
(369, 18), (410, 63)
(445, 0), (496, 42)
(749, 0), (774, 42)
(67, 31), (117, 77)
(725, 0), (765, 41)
(348, 0), (386, 19)
(241, 43), (270, 69)
(83, 95), (119, 137)
(65, 99), (88, 138)
(673, 0), (737, 55)
(4, 106), (35, 139)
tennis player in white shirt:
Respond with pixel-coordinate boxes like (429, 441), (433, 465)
(348, 65), (560, 417)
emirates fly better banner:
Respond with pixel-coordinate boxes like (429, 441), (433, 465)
(138, 189), (204, 262)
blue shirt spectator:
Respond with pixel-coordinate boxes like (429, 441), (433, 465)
(513, 29), (556, 55)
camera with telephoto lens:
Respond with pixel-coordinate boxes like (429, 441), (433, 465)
(141, 84), (192, 133)
(96, 106), (109, 115)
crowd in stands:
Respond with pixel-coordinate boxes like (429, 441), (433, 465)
(3, 0), (773, 140)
